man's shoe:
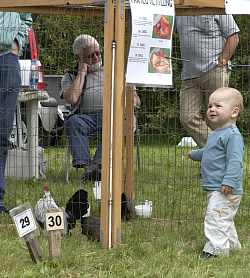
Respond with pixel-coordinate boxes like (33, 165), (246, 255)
(200, 251), (217, 259)
(81, 168), (101, 182)
(72, 163), (86, 169)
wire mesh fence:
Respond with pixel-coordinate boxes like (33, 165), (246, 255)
(129, 15), (250, 240)
(1, 9), (250, 253)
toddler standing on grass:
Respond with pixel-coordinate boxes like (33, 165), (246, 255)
(189, 87), (244, 258)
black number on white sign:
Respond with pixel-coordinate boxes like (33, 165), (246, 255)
(48, 215), (62, 227)
(20, 216), (30, 228)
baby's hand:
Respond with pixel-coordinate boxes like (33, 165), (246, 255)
(220, 185), (233, 195)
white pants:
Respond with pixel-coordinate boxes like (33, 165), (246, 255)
(203, 191), (241, 256)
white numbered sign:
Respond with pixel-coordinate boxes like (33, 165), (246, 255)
(13, 208), (37, 238)
(45, 211), (64, 231)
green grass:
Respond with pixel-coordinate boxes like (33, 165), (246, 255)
(1, 145), (250, 277)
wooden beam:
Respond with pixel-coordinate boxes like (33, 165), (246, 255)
(0, 7), (226, 16)
(176, 7), (225, 15)
(175, 0), (225, 14)
(0, 0), (225, 9)
(0, 0), (225, 15)
(100, 0), (114, 249)
(111, 0), (125, 248)
(175, 0), (224, 8)
(0, 0), (99, 7)
(25, 237), (43, 263)
(48, 230), (62, 258)
(0, 6), (103, 16)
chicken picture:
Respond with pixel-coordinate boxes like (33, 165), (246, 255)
(152, 15), (172, 39)
(149, 48), (171, 74)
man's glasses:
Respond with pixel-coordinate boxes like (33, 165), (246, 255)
(87, 51), (100, 59)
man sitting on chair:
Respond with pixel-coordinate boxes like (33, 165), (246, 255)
(61, 34), (103, 181)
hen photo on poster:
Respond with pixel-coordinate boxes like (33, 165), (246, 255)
(148, 47), (171, 74)
(152, 14), (173, 40)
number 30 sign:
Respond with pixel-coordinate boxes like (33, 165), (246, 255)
(45, 211), (64, 231)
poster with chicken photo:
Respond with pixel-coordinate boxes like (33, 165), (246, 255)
(126, 0), (174, 87)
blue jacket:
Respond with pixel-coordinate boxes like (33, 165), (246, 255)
(190, 125), (244, 195)
(0, 12), (32, 55)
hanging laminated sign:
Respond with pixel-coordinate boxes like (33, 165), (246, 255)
(225, 0), (250, 14)
(126, 0), (175, 87)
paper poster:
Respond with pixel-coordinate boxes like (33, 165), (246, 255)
(126, 0), (175, 87)
(225, 0), (250, 14)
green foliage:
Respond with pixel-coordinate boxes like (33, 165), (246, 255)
(229, 16), (250, 134)
(34, 15), (104, 75)
(34, 15), (250, 136)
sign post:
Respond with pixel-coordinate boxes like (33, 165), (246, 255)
(45, 208), (65, 258)
(9, 203), (42, 263)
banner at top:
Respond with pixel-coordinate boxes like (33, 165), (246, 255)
(126, 0), (175, 87)
(225, 0), (250, 14)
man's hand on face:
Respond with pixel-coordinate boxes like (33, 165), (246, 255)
(78, 62), (89, 74)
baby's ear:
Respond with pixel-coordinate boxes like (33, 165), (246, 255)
(232, 106), (240, 118)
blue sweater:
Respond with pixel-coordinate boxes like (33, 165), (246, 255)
(190, 125), (244, 195)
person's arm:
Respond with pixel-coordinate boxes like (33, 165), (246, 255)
(189, 148), (204, 161)
(221, 133), (244, 193)
(17, 13), (33, 51)
(217, 33), (239, 66)
(19, 13), (33, 29)
(216, 15), (240, 67)
(133, 87), (141, 108)
(63, 62), (88, 105)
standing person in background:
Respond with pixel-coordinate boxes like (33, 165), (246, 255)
(0, 12), (32, 213)
(176, 15), (239, 147)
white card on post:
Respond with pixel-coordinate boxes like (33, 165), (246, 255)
(13, 208), (37, 238)
(45, 211), (64, 231)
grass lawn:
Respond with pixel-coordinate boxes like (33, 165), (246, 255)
(1, 144), (250, 277)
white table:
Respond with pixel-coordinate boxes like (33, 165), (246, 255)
(18, 91), (49, 178)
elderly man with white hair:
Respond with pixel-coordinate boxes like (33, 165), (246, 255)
(61, 34), (103, 181)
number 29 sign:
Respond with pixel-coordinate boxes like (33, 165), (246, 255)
(13, 208), (37, 238)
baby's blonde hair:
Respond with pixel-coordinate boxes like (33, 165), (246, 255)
(213, 87), (244, 116)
